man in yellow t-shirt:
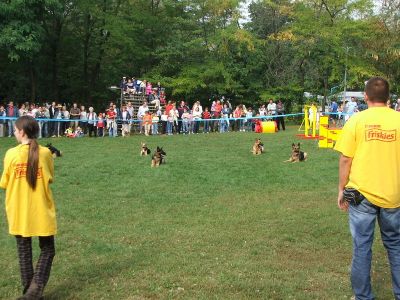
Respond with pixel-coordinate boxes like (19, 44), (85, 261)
(334, 77), (400, 300)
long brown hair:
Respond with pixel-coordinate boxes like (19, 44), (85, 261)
(15, 116), (40, 190)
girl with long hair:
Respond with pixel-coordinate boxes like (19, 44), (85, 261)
(0, 116), (57, 300)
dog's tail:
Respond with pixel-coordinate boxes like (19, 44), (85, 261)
(303, 152), (308, 160)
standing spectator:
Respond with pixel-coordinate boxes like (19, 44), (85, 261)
(96, 113), (105, 137)
(160, 110), (168, 135)
(233, 106), (242, 132)
(6, 101), (19, 137)
(120, 106), (131, 137)
(202, 107), (211, 133)
(126, 101), (134, 134)
(246, 107), (254, 132)
(220, 104), (230, 133)
(167, 109), (174, 136)
(267, 99), (276, 116)
(213, 100), (222, 132)
(193, 106), (202, 134)
(152, 110), (160, 135)
(87, 107), (97, 137)
(79, 106), (88, 135)
(19, 104), (28, 117)
(181, 109), (189, 134)
(0, 105), (5, 137)
(177, 101), (188, 133)
(137, 102), (149, 134)
(48, 102), (58, 137)
(69, 103), (80, 130)
(0, 116), (57, 300)
(143, 111), (152, 136)
(54, 105), (64, 137)
(335, 77), (400, 300)
(330, 99), (338, 126)
(107, 107), (117, 137)
(345, 97), (358, 122)
(62, 106), (69, 135)
(276, 100), (286, 131)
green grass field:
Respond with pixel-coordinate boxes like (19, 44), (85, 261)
(0, 128), (395, 299)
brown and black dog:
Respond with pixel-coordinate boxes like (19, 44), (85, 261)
(151, 147), (166, 167)
(285, 143), (307, 162)
(252, 138), (264, 155)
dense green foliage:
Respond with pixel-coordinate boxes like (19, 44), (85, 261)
(0, 130), (395, 299)
(0, 0), (399, 107)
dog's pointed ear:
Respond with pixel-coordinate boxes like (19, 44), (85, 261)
(292, 143), (295, 147)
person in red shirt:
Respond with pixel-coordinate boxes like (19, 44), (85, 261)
(165, 101), (174, 116)
(106, 108), (117, 137)
(202, 107), (211, 133)
(212, 100), (223, 132)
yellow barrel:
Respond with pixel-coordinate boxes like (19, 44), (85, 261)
(262, 121), (277, 133)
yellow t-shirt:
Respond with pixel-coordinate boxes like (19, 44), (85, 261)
(0, 144), (57, 237)
(334, 107), (400, 208)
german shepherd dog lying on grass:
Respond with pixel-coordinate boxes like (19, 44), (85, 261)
(151, 147), (166, 167)
(252, 138), (264, 155)
(284, 143), (307, 162)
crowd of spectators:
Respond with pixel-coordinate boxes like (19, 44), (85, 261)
(0, 98), (288, 138)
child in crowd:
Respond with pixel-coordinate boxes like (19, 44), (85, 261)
(202, 107), (211, 133)
(152, 111), (159, 135)
(161, 110), (168, 134)
(254, 114), (262, 133)
(65, 127), (74, 138)
(143, 111), (152, 136)
(167, 110), (174, 135)
(0, 116), (57, 300)
(246, 107), (253, 132)
(181, 109), (189, 134)
(74, 126), (84, 138)
(96, 113), (105, 137)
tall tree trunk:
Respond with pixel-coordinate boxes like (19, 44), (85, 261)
(51, 19), (63, 101)
(29, 60), (36, 102)
(83, 13), (92, 103)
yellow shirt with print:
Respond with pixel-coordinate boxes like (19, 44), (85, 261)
(334, 107), (400, 208)
(0, 144), (57, 237)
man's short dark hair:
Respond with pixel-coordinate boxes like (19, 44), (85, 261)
(365, 77), (390, 103)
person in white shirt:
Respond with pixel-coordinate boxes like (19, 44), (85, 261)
(126, 101), (134, 133)
(87, 107), (97, 137)
(121, 106), (131, 137)
(137, 102), (149, 134)
(267, 99), (276, 116)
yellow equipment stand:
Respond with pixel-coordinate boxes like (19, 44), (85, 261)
(318, 116), (342, 148)
(262, 121), (277, 133)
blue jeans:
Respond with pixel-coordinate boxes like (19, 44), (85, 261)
(182, 121), (188, 133)
(152, 123), (158, 135)
(8, 120), (14, 137)
(349, 197), (400, 300)
(167, 122), (173, 134)
(203, 120), (209, 133)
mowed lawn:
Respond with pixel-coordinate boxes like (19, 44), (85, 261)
(0, 127), (394, 299)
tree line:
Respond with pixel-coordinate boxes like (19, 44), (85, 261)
(0, 0), (399, 110)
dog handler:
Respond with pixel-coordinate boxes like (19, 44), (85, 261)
(1, 116), (57, 300)
(334, 77), (400, 300)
